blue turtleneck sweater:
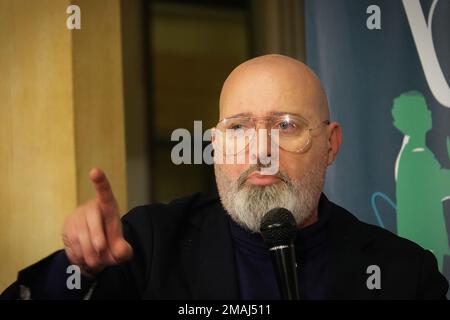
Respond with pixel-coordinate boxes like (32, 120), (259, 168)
(228, 199), (331, 300)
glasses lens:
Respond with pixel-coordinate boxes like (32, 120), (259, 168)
(271, 115), (310, 152)
(216, 117), (255, 155)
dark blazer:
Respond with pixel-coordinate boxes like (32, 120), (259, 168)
(2, 193), (449, 299)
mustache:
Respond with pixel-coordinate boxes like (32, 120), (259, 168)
(237, 164), (290, 189)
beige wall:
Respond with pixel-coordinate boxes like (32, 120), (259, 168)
(72, 0), (127, 208)
(0, 0), (127, 291)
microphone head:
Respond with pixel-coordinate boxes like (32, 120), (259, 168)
(259, 207), (297, 247)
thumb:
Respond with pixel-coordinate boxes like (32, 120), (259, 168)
(101, 204), (133, 263)
(109, 237), (133, 263)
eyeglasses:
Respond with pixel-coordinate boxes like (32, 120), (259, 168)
(215, 113), (329, 155)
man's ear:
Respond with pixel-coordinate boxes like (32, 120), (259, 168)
(327, 122), (342, 166)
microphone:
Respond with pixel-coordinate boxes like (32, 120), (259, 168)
(260, 207), (300, 300)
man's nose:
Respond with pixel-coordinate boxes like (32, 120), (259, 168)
(255, 128), (273, 161)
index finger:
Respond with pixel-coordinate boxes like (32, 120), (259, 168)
(89, 168), (116, 205)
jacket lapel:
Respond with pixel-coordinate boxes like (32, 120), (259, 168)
(181, 198), (240, 299)
(324, 199), (380, 299)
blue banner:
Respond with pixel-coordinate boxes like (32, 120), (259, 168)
(305, 0), (450, 290)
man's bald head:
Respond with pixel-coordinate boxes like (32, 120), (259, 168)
(219, 54), (329, 123)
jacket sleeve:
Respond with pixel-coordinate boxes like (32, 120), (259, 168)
(0, 250), (97, 300)
(0, 206), (153, 300)
(416, 249), (449, 299)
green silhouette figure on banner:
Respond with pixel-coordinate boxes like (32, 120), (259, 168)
(392, 90), (450, 271)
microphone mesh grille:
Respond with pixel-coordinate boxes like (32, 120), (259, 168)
(259, 208), (297, 247)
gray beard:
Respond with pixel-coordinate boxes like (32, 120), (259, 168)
(214, 163), (326, 233)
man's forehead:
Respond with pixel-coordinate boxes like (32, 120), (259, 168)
(219, 55), (329, 122)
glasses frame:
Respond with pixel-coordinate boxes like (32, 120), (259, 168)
(215, 113), (330, 154)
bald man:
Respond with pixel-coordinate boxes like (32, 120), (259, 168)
(2, 55), (448, 300)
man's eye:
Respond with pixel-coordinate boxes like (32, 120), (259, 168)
(230, 124), (243, 130)
(278, 121), (296, 130)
